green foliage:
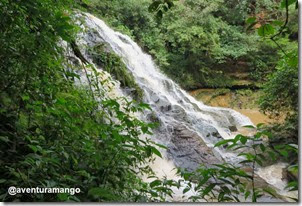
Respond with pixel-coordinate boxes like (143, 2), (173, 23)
(1, 0), (298, 203)
(248, 0), (299, 142)
(77, 0), (277, 89)
(0, 0), (173, 202)
(148, 0), (177, 19)
(259, 49), (298, 120)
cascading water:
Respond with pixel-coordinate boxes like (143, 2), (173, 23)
(79, 13), (254, 164)
(71, 12), (297, 202)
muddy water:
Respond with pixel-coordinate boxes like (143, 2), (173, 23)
(189, 88), (282, 125)
(235, 108), (273, 125)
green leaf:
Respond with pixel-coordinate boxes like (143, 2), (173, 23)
(263, 187), (277, 197)
(262, 131), (272, 139)
(259, 144), (266, 152)
(151, 146), (162, 158)
(214, 139), (233, 147)
(150, 179), (162, 188)
(183, 187), (190, 194)
(245, 191), (251, 199)
(280, 150), (288, 158)
(281, 0), (297, 8)
(183, 172), (192, 181)
(202, 183), (216, 197)
(28, 145), (38, 153)
(155, 143), (168, 150)
(246, 17), (256, 24)
(252, 191), (257, 202)
(141, 126), (149, 134)
(268, 151), (277, 161)
(227, 143), (238, 150)
(243, 125), (255, 129)
(258, 24), (275, 37)
(138, 103), (151, 110)
(285, 181), (298, 191)
(240, 136), (248, 145)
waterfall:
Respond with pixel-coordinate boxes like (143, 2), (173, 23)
(79, 12), (254, 164)
(71, 12), (296, 201)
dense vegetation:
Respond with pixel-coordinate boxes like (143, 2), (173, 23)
(0, 0), (298, 202)
(78, 0), (282, 89)
(0, 0), (170, 201)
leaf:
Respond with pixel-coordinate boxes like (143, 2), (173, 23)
(262, 131), (272, 139)
(28, 145), (38, 153)
(214, 139), (233, 147)
(238, 153), (255, 160)
(252, 191), (257, 202)
(263, 187), (277, 197)
(234, 134), (242, 142)
(246, 17), (256, 24)
(150, 179), (162, 188)
(285, 181), (298, 191)
(141, 126), (149, 134)
(268, 151), (277, 161)
(258, 24), (275, 37)
(183, 172), (191, 181)
(288, 55), (298, 67)
(227, 143), (238, 150)
(138, 103), (151, 110)
(259, 144), (266, 152)
(245, 191), (251, 199)
(280, 150), (288, 158)
(240, 136), (248, 145)
(183, 187), (190, 194)
(218, 192), (225, 201)
(243, 125), (255, 129)
(202, 183), (216, 197)
(155, 143), (168, 150)
(151, 146), (162, 158)
(255, 158), (263, 166)
(281, 0), (297, 8)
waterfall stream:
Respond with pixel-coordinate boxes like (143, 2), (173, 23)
(70, 12), (297, 202)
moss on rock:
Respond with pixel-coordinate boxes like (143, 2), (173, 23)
(88, 43), (143, 100)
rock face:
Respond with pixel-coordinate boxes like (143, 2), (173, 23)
(166, 124), (221, 171)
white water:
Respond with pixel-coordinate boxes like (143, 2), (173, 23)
(81, 12), (253, 157)
(72, 12), (296, 202)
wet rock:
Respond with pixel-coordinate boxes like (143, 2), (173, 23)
(211, 131), (222, 138)
(146, 112), (160, 123)
(150, 93), (160, 103)
(229, 125), (237, 132)
(166, 124), (222, 171)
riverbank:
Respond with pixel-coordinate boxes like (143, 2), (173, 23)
(189, 88), (283, 125)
